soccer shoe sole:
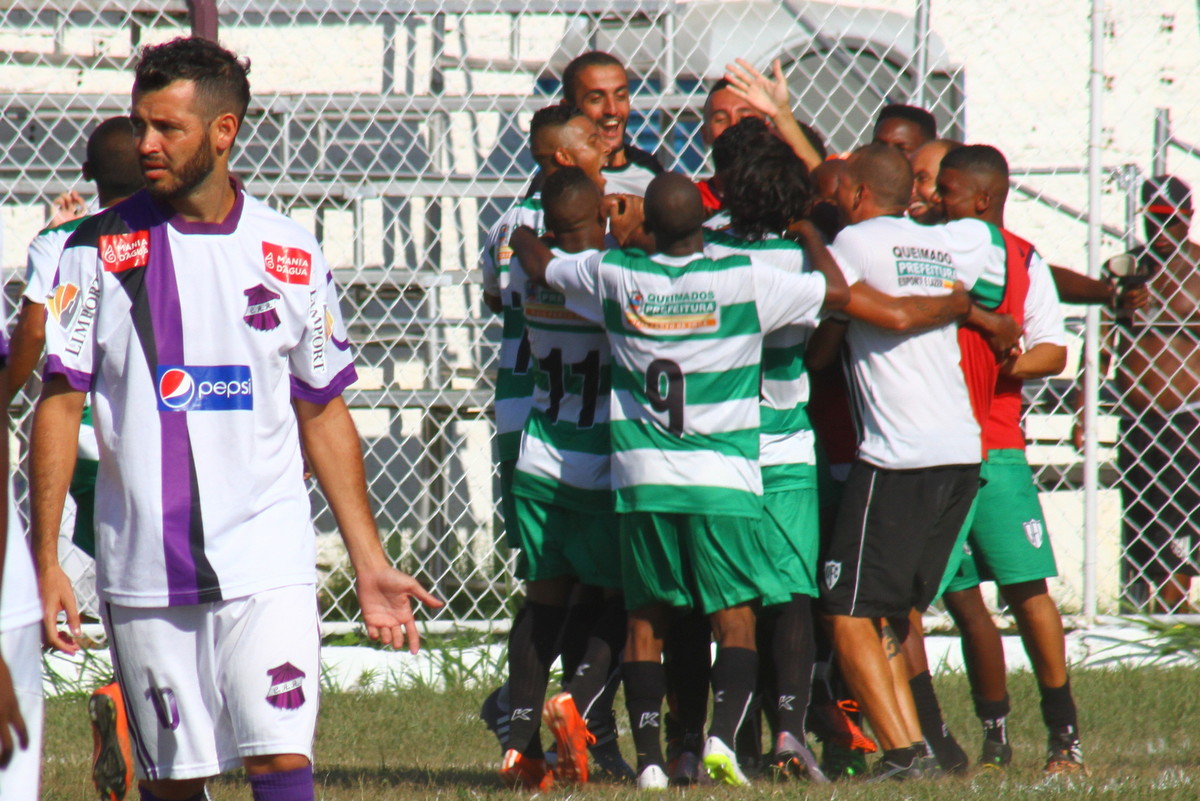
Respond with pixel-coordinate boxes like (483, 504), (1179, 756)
(90, 692), (131, 801)
(542, 694), (591, 785)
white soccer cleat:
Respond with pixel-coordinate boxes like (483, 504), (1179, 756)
(702, 735), (750, 786)
(636, 764), (669, 791)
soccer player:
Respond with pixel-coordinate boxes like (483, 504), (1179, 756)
(909, 139), (960, 224)
(0, 328), (41, 800)
(31, 37), (440, 801)
(934, 145), (1087, 775)
(817, 143), (1011, 781)
(10, 115), (142, 801)
(498, 166), (625, 789)
(872, 104), (937, 158)
(561, 51), (665, 195)
(511, 172), (849, 789)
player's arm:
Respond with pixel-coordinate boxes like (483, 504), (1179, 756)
(805, 317), (849, 371)
(724, 58), (823, 172)
(7, 301), (46, 403)
(843, 280), (970, 332)
(604, 194), (652, 251)
(509, 226), (553, 285)
(1049, 264), (1147, 311)
(965, 304), (1022, 356)
(30, 376), (85, 653)
(0, 360), (30, 767)
(790, 219), (849, 310)
(1005, 252), (1069, 379)
(295, 396), (443, 653)
(483, 292), (503, 314)
(1001, 343), (1067, 380)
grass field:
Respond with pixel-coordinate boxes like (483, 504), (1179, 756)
(41, 666), (1200, 800)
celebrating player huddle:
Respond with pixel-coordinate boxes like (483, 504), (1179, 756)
(3, 30), (1145, 801)
(479, 50), (1103, 791)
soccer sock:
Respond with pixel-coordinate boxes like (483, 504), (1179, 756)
(559, 596), (603, 683)
(140, 788), (205, 801)
(1039, 679), (1079, 741)
(565, 595), (626, 721)
(909, 670), (968, 772)
(767, 594), (816, 736)
(624, 660), (667, 770)
(881, 744), (923, 768)
(506, 601), (567, 758)
(707, 646), (757, 747)
(974, 693), (1011, 745)
(248, 765), (315, 801)
(664, 610), (711, 752)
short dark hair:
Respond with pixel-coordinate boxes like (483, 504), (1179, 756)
(86, 116), (142, 200)
(940, 144), (1009, 181)
(561, 51), (625, 104)
(133, 37), (251, 124)
(848, 142), (913, 209)
(874, 104), (937, 141)
(542, 166), (597, 232)
(724, 135), (813, 239)
(711, 117), (771, 174)
(530, 104), (585, 140)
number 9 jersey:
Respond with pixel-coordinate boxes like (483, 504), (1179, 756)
(545, 248), (827, 519)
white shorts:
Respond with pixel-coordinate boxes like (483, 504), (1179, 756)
(103, 584), (320, 780)
(0, 622), (44, 801)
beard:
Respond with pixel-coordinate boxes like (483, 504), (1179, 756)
(146, 130), (216, 202)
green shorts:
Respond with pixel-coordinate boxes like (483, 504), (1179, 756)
(512, 496), (622, 589)
(499, 459), (519, 549)
(934, 492), (979, 602)
(620, 511), (786, 615)
(945, 450), (1058, 593)
(759, 485), (821, 605)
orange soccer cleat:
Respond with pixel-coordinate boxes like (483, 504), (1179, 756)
(542, 692), (595, 785)
(500, 748), (554, 791)
(89, 682), (134, 801)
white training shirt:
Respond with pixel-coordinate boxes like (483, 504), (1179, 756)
(0, 329), (40, 633)
(829, 215), (1006, 470)
(1023, 251), (1067, 349)
(43, 185), (357, 607)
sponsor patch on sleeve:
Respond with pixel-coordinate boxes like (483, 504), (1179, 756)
(263, 242), (312, 285)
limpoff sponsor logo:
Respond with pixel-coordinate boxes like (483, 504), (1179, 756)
(157, 365), (253, 412)
(308, 291), (327, 373)
(263, 242), (312, 285)
(64, 278), (101, 356)
(99, 231), (150, 272)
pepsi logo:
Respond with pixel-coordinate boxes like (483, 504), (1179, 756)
(158, 368), (196, 410)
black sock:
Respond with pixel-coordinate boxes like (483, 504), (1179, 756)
(882, 744), (923, 767)
(909, 671), (968, 773)
(1039, 679), (1079, 741)
(664, 611), (711, 752)
(766, 595), (816, 736)
(624, 660), (667, 770)
(974, 693), (1011, 745)
(708, 646), (758, 747)
(559, 597), (603, 684)
(506, 601), (567, 757)
(565, 596), (626, 720)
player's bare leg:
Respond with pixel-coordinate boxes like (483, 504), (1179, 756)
(942, 588), (1009, 768)
(242, 754), (314, 801)
(880, 619), (922, 747)
(898, 610), (967, 772)
(141, 778), (208, 801)
(824, 615), (912, 752)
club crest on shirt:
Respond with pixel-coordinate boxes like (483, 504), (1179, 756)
(149, 686), (180, 730)
(824, 560), (842, 590)
(263, 242), (311, 285)
(624, 290), (719, 334)
(47, 283), (80, 325)
(266, 662), (306, 709)
(1022, 519), (1045, 549)
(99, 231), (150, 272)
(243, 284), (281, 331)
(496, 224), (512, 267)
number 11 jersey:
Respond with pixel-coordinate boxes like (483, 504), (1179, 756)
(546, 249), (826, 519)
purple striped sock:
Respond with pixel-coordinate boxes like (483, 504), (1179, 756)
(248, 764), (315, 801)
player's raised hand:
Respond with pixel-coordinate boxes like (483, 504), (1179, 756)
(604, 193), (646, 248)
(355, 567), (443, 654)
(48, 190), (87, 227)
(724, 58), (790, 116)
(39, 564), (82, 654)
(0, 656), (28, 768)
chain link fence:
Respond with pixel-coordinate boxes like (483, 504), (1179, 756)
(1, 0), (1197, 631)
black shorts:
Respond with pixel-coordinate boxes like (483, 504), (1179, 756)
(1119, 409), (1200, 579)
(818, 461), (980, 619)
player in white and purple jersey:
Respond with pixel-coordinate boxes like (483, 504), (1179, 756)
(30, 37), (439, 801)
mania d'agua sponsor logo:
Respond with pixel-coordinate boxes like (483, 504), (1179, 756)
(892, 245), (956, 289)
(157, 365), (253, 412)
(624, 290), (720, 333)
(99, 231), (150, 272)
(262, 242), (312, 285)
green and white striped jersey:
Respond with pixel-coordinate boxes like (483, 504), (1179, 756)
(704, 230), (817, 492)
(511, 247), (614, 512)
(480, 196), (543, 461)
(546, 248), (826, 519)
